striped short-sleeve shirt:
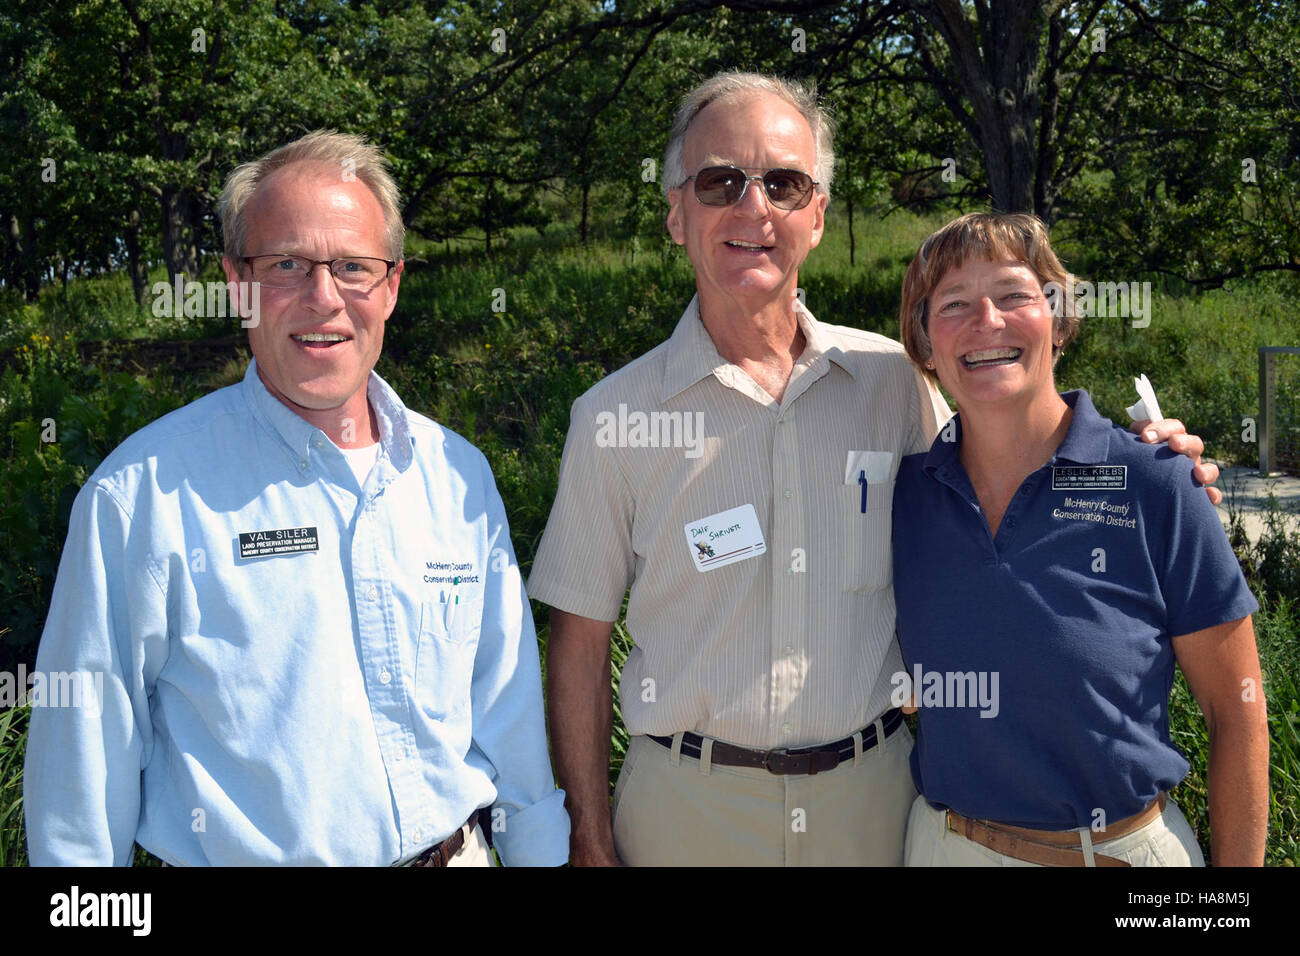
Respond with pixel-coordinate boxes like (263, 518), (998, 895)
(528, 296), (951, 750)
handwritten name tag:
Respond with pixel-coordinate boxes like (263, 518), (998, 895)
(684, 504), (766, 572)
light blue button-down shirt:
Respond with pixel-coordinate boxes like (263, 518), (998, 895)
(24, 361), (569, 865)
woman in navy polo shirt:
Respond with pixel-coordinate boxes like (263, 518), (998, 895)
(891, 212), (1268, 866)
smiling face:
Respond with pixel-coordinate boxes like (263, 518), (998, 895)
(221, 160), (402, 432)
(925, 258), (1061, 412)
(666, 92), (826, 314)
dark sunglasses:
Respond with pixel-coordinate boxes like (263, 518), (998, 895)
(682, 166), (819, 210)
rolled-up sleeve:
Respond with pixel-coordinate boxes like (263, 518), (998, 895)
(469, 455), (570, 866)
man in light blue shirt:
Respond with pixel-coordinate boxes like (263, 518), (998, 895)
(23, 131), (569, 866)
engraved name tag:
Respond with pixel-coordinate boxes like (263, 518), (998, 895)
(238, 526), (320, 558)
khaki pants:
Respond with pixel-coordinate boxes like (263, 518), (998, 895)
(903, 794), (1206, 867)
(612, 723), (916, 866)
(445, 823), (494, 867)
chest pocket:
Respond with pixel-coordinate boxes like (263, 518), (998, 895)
(834, 479), (895, 593)
(415, 592), (484, 721)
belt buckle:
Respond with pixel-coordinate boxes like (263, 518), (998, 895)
(761, 746), (839, 775)
(412, 843), (445, 868)
(761, 747), (790, 773)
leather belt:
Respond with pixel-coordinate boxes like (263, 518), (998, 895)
(409, 808), (486, 868)
(945, 793), (1167, 867)
(647, 708), (905, 776)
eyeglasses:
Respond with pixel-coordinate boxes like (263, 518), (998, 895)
(680, 166), (819, 210)
(241, 255), (397, 290)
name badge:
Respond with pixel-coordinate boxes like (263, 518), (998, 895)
(238, 526), (320, 559)
(684, 504), (766, 572)
(1052, 466), (1127, 491)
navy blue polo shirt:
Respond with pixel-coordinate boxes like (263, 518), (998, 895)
(891, 389), (1257, 830)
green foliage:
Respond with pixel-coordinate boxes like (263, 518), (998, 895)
(0, 332), (195, 673)
(0, 705), (28, 867)
(1056, 272), (1297, 463)
(1065, 1), (1300, 288)
(1167, 587), (1300, 866)
(6, 1), (1297, 304)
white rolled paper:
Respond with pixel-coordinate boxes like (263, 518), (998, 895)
(1125, 373), (1164, 423)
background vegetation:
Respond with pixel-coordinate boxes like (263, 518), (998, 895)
(1, 0), (1297, 865)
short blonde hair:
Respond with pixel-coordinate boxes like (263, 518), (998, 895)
(218, 130), (404, 261)
(899, 212), (1078, 382)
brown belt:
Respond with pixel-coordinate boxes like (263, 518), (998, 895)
(944, 793), (1167, 867)
(409, 808), (485, 868)
(647, 708), (906, 775)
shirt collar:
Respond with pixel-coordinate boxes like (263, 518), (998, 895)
(1052, 389), (1112, 465)
(659, 294), (857, 402)
(241, 359), (415, 471)
(923, 388), (1111, 476)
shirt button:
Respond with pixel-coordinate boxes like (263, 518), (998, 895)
(412, 828), (422, 842)
(379, 669), (392, 684)
(298, 460), (309, 470)
(780, 722), (792, 735)
(312, 437), (325, 449)
(367, 585), (378, 601)
(783, 489), (793, 499)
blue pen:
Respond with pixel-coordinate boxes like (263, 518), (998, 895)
(859, 469), (868, 513)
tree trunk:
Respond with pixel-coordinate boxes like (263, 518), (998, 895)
(124, 208), (149, 305)
(846, 153), (856, 267)
(913, 0), (1044, 215)
(580, 180), (590, 246)
(9, 213), (41, 301)
(159, 187), (199, 280)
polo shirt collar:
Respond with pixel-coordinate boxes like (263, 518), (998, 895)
(241, 359), (415, 471)
(923, 388), (1110, 477)
(1052, 390), (1111, 465)
(659, 294), (857, 403)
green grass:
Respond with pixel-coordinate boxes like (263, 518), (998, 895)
(3, 199), (1298, 865)
(0, 703), (27, 867)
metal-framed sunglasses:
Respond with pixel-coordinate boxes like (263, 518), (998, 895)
(680, 166), (819, 211)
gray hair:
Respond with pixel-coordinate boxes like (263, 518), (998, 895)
(218, 130), (404, 262)
(662, 72), (835, 200)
